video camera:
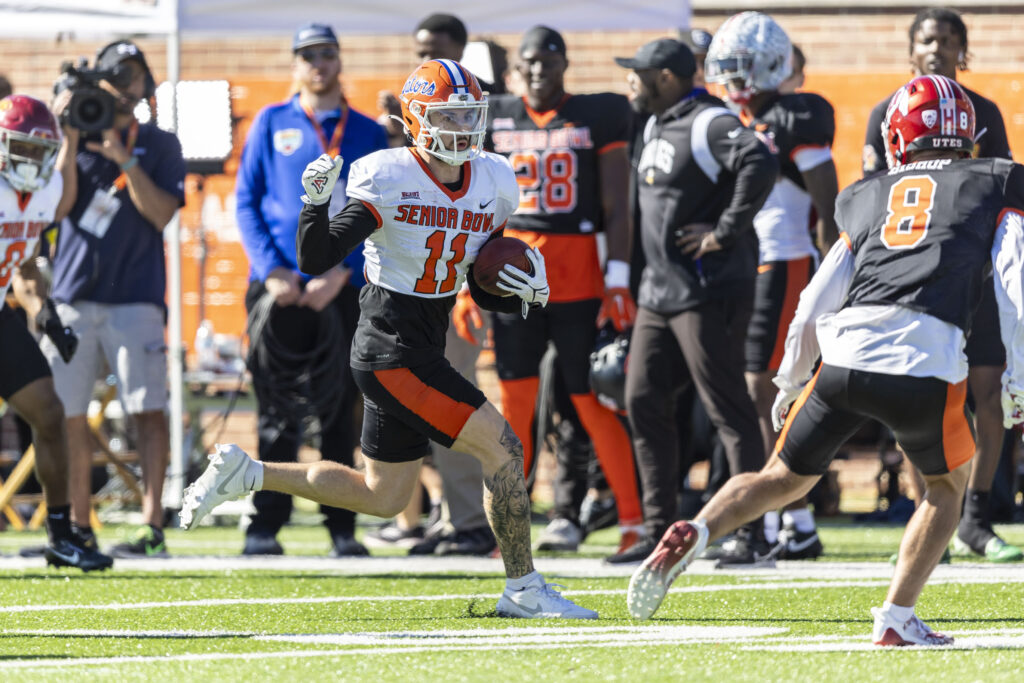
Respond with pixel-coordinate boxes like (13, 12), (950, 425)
(53, 59), (128, 133)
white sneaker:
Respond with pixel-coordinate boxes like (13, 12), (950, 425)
(535, 517), (582, 551)
(180, 444), (262, 530)
(496, 576), (598, 619)
(871, 606), (954, 646)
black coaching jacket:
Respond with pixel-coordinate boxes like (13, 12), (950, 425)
(634, 91), (777, 314)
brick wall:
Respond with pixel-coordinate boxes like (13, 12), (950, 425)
(3, 9), (1024, 101)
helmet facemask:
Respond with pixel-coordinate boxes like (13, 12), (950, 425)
(405, 94), (487, 166)
(706, 53), (757, 105)
(0, 131), (59, 193)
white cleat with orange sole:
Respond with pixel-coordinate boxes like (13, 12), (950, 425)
(627, 520), (709, 620)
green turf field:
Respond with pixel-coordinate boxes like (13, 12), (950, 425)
(1, 520), (1022, 681)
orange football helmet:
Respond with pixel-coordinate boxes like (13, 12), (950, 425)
(399, 59), (487, 166)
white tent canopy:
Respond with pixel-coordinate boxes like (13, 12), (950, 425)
(0, 1), (691, 37)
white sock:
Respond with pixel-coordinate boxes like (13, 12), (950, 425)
(782, 508), (815, 533)
(881, 601), (914, 623)
(506, 570), (542, 591)
(764, 511), (780, 544)
(247, 459), (265, 491)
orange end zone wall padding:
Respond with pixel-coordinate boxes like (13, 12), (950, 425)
(173, 71), (1024, 358)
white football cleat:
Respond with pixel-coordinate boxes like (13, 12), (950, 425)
(496, 576), (598, 619)
(627, 520), (708, 620)
(871, 607), (954, 646)
(180, 444), (262, 530)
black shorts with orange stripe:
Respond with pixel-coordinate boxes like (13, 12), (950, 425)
(0, 304), (52, 400)
(352, 355), (486, 463)
(745, 256), (814, 373)
(776, 364), (975, 477)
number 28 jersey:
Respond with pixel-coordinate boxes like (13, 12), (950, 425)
(346, 147), (519, 297)
(0, 172), (62, 300)
(839, 157), (1024, 333)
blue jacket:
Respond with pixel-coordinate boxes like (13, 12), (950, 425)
(235, 94), (387, 286)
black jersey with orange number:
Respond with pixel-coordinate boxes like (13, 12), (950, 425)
(838, 157), (1024, 332)
(485, 93), (631, 235)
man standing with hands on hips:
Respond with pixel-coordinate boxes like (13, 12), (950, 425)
(49, 40), (186, 559)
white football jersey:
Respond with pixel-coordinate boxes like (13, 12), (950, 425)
(0, 171), (62, 300)
(347, 148), (519, 297)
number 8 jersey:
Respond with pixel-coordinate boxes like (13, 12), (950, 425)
(347, 147), (519, 297)
(840, 157), (1024, 333)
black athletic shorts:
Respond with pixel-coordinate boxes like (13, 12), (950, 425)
(0, 304), (52, 400)
(746, 256), (814, 373)
(352, 354), (486, 463)
(776, 364), (974, 477)
(964, 275), (1005, 368)
(492, 298), (602, 394)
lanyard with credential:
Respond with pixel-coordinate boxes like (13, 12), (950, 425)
(301, 102), (348, 157)
(109, 121), (139, 194)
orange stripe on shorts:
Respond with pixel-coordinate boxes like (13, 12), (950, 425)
(772, 365), (822, 457)
(768, 257), (812, 371)
(942, 379), (975, 471)
(373, 368), (476, 440)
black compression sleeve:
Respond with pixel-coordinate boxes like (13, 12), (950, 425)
(296, 198), (378, 275)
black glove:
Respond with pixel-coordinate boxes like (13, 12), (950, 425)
(36, 298), (78, 363)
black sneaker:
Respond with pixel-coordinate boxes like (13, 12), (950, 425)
(21, 527), (99, 558)
(579, 493), (618, 536)
(435, 526), (496, 556)
(714, 525), (777, 568)
(108, 525), (168, 558)
(242, 533), (284, 556)
(605, 534), (657, 564)
(45, 537), (114, 572)
(776, 523), (823, 560)
(329, 533), (370, 557)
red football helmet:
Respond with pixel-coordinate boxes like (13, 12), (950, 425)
(0, 95), (61, 193)
(883, 74), (975, 168)
(399, 59), (487, 166)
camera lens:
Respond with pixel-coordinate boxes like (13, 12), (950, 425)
(78, 97), (104, 125)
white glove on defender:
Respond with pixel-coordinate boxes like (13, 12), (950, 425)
(496, 247), (549, 319)
(1001, 382), (1024, 429)
(771, 385), (804, 432)
(301, 153), (343, 205)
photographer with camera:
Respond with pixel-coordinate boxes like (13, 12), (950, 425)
(47, 40), (186, 559)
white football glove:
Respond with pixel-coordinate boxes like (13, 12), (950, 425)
(301, 153), (343, 206)
(496, 247), (549, 319)
(771, 385), (804, 432)
(1001, 382), (1024, 429)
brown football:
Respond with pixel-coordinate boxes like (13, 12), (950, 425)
(472, 237), (532, 297)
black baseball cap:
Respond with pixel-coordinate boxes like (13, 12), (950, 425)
(614, 38), (696, 79)
(293, 23), (339, 52)
(519, 25), (566, 56)
(679, 28), (714, 55)
(96, 40), (150, 73)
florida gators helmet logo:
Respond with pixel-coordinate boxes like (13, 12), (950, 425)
(398, 59), (487, 166)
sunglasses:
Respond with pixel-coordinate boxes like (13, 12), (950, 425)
(297, 47), (339, 63)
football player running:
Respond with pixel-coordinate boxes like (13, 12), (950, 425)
(0, 95), (112, 571)
(704, 12), (838, 564)
(484, 26), (644, 557)
(627, 75), (1024, 646)
(182, 60), (595, 619)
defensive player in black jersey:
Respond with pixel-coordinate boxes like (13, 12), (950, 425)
(181, 60), (596, 620)
(705, 12), (839, 563)
(627, 75), (1024, 645)
(863, 7), (1021, 563)
(485, 26), (644, 554)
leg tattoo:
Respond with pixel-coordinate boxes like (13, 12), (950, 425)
(484, 424), (535, 578)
